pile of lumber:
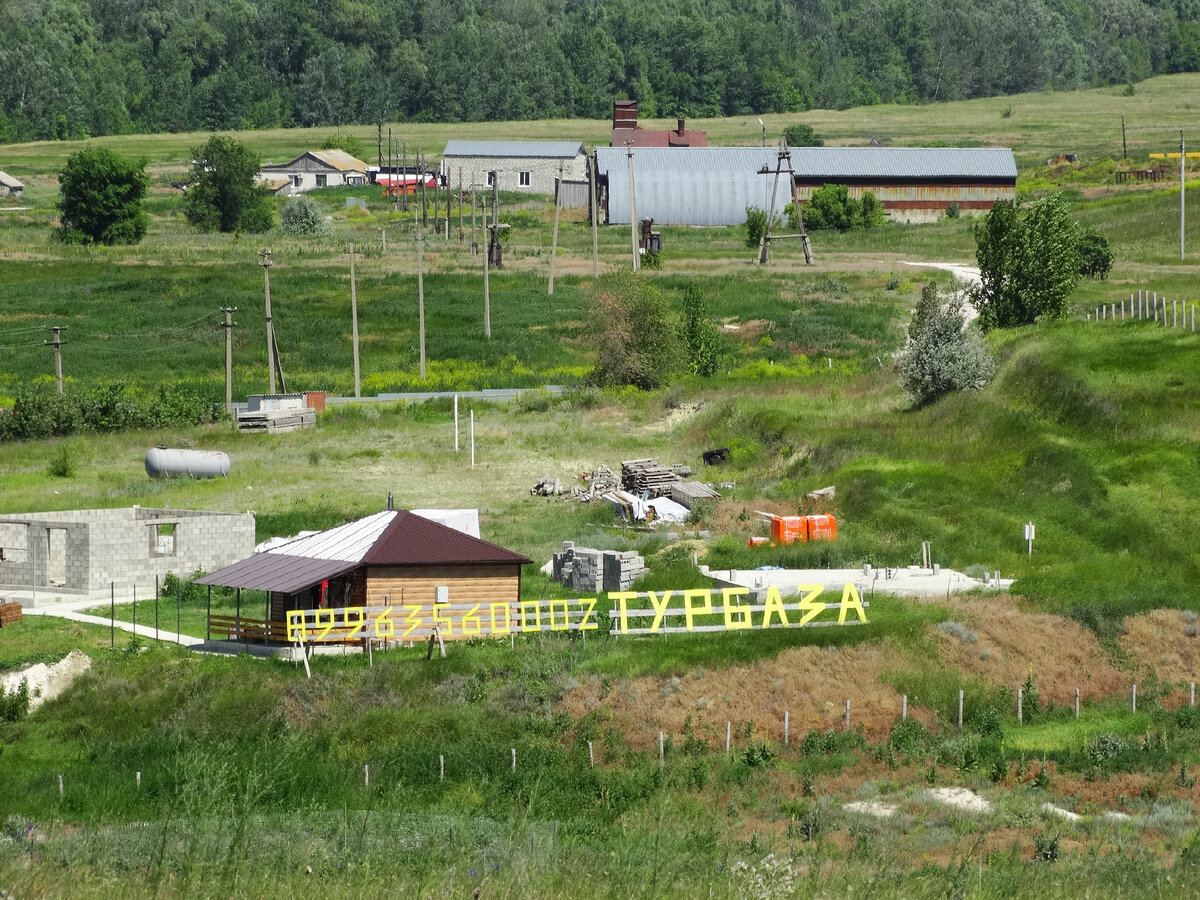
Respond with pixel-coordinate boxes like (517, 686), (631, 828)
(620, 458), (679, 497)
(669, 480), (721, 509)
(235, 408), (316, 433)
(0, 601), (22, 627)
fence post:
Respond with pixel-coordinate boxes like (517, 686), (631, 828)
(364, 764), (369, 788)
(659, 731), (665, 766)
(902, 694), (908, 721)
(1017, 687), (1023, 725)
(58, 775), (63, 799)
(725, 721), (731, 755)
(1191, 683), (1195, 708)
(784, 709), (790, 746)
(511, 748), (516, 772)
(957, 690), (964, 728)
(1132, 683), (1137, 713)
(439, 755), (444, 781)
(588, 741), (594, 768)
(136, 771), (141, 790)
(1074, 687), (1080, 719)
(844, 699), (851, 731)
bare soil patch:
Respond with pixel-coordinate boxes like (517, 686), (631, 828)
(929, 597), (1127, 704)
(1119, 609), (1200, 684)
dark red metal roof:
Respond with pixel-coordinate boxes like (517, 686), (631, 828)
(195, 555), (359, 594)
(363, 510), (531, 567)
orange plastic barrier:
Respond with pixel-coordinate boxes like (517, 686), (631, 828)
(747, 535), (769, 548)
(770, 515), (807, 545)
(807, 514), (838, 542)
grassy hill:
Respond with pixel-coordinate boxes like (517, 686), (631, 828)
(2, 79), (1200, 896)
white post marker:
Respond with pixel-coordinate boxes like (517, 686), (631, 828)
(725, 721), (731, 755)
(470, 409), (475, 469)
(658, 731), (664, 765)
(1024, 521), (1035, 557)
(588, 741), (594, 768)
(440, 755), (445, 781)
(364, 764), (370, 787)
(1075, 687), (1080, 719)
(784, 709), (790, 746)
(58, 775), (63, 798)
(1017, 687), (1023, 724)
(511, 748), (516, 772)
(844, 699), (851, 730)
(136, 771), (141, 790)
(454, 395), (459, 452)
(901, 694), (908, 720)
(957, 689), (964, 728)
(1132, 683), (1137, 713)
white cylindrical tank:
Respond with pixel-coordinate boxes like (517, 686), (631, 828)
(145, 447), (231, 479)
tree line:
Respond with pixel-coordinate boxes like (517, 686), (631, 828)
(2, 0), (1199, 141)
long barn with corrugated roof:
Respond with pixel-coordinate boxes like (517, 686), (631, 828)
(594, 146), (1017, 225)
(197, 509), (530, 643)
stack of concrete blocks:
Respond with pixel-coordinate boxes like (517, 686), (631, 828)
(552, 541), (646, 593)
(0, 507), (255, 605)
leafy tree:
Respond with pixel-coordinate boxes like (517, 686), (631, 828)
(280, 194), (327, 236)
(899, 292), (995, 406)
(783, 123), (825, 147)
(1077, 227), (1114, 279)
(745, 206), (767, 247)
(971, 194), (1081, 330)
(184, 135), (274, 234)
(56, 146), (148, 245)
(803, 184), (884, 231)
(586, 271), (679, 390)
(679, 284), (723, 377)
(320, 133), (367, 161)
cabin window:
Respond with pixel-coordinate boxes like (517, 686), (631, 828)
(519, 171), (531, 187)
(486, 172), (495, 187)
(151, 522), (176, 556)
(315, 174), (327, 187)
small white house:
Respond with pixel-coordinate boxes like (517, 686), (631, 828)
(259, 150), (368, 195)
(0, 170), (24, 199)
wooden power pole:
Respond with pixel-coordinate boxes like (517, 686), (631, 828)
(220, 307), (237, 412)
(590, 153), (600, 277)
(44, 326), (65, 393)
(418, 233), (427, 379)
(626, 143), (639, 271)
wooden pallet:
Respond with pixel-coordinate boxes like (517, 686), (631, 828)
(0, 601), (23, 627)
(236, 409), (317, 434)
(620, 458), (680, 497)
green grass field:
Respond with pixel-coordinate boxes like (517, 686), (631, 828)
(3, 77), (1200, 897)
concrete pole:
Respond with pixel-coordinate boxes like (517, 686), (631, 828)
(1181, 131), (1186, 261)
(548, 169), (563, 296)
(418, 235), (426, 380)
(482, 224), (491, 339)
(626, 144), (639, 271)
(590, 153), (600, 278)
(45, 326), (65, 393)
(350, 243), (361, 398)
(259, 249), (276, 395)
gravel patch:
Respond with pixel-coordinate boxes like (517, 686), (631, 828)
(924, 787), (992, 814)
(1041, 803), (1083, 822)
(843, 801), (898, 819)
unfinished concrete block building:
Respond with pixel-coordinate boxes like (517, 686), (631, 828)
(0, 507), (255, 605)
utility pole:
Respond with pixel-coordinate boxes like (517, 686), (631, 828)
(548, 164), (563, 295)
(1181, 130), (1186, 261)
(349, 242), (361, 398)
(418, 233), (426, 379)
(471, 181), (478, 254)
(590, 152), (600, 277)
(491, 171), (499, 227)
(377, 122), (382, 171)
(458, 168), (464, 242)
(44, 326), (65, 393)
(626, 143), (639, 271)
(258, 248), (277, 395)
(419, 152), (428, 227)
(1121, 115), (1127, 159)
(220, 307), (237, 412)
(483, 217), (492, 339)
(401, 142), (409, 213)
(388, 129), (395, 211)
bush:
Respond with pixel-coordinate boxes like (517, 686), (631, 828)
(1077, 227), (1114, 279)
(745, 206), (767, 247)
(803, 184), (884, 231)
(783, 123), (825, 147)
(898, 289), (995, 406)
(320, 133), (367, 161)
(678, 284), (723, 377)
(0, 678), (30, 722)
(586, 271), (680, 390)
(280, 194), (327, 236)
(46, 444), (77, 478)
(0, 384), (223, 443)
(945, 202), (961, 219)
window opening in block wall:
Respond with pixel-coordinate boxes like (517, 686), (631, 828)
(519, 171), (531, 187)
(151, 522), (177, 556)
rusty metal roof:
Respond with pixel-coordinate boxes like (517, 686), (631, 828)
(195, 555), (359, 593)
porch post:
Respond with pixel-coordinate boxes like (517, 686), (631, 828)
(236, 588), (241, 642)
(206, 585), (211, 641)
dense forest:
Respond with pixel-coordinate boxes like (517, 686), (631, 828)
(2, 0), (1199, 141)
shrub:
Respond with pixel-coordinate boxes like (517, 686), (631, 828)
(945, 202), (961, 219)
(46, 444), (77, 478)
(783, 123), (825, 147)
(678, 284), (723, 377)
(280, 194), (327, 236)
(803, 184), (884, 231)
(1077, 227), (1114, 279)
(898, 291), (995, 406)
(0, 384), (223, 443)
(319, 133), (367, 161)
(586, 271), (679, 390)
(0, 678), (30, 722)
(745, 206), (767, 247)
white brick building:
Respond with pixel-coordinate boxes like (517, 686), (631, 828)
(440, 141), (588, 195)
(259, 149), (369, 195)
